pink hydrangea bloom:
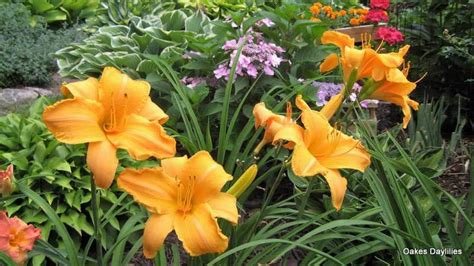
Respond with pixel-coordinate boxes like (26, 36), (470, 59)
(375, 26), (405, 45)
(0, 212), (41, 264)
(370, 0), (390, 10)
(366, 9), (389, 23)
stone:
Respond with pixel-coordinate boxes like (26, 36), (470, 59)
(0, 88), (56, 115)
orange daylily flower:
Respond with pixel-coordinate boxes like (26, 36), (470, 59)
(367, 67), (419, 128)
(118, 151), (238, 258)
(43, 67), (176, 188)
(321, 31), (355, 51)
(321, 31), (409, 82)
(0, 164), (14, 197)
(275, 96), (371, 210)
(0, 212), (41, 265)
(253, 102), (304, 153)
(320, 53), (339, 73)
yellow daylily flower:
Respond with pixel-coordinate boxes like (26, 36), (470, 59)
(253, 102), (304, 153)
(117, 151), (238, 258)
(275, 96), (371, 210)
(43, 67), (176, 188)
(367, 67), (419, 128)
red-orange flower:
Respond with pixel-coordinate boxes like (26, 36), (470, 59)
(0, 212), (41, 265)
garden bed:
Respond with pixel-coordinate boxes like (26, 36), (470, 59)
(0, 1), (472, 265)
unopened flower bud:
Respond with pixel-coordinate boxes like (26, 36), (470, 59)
(227, 164), (258, 198)
(0, 164), (15, 197)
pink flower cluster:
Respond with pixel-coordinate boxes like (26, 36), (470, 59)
(214, 31), (285, 80)
(370, 0), (390, 10)
(375, 26), (404, 45)
(367, 0), (389, 23)
(366, 9), (388, 23)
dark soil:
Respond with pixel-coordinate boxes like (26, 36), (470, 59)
(436, 139), (472, 197)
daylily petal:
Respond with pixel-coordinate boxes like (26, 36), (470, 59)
(386, 68), (410, 83)
(161, 156), (188, 180)
(320, 53), (339, 72)
(87, 140), (118, 188)
(370, 93), (413, 128)
(143, 214), (174, 259)
(272, 123), (304, 147)
(295, 95), (311, 111)
(407, 98), (419, 110)
(174, 204), (228, 256)
(137, 97), (169, 124)
(398, 45), (410, 57)
(321, 31), (355, 50)
(376, 53), (405, 69)
(99, 67), (151, 120)
(344, 46), (366, 70)
(291, 144), (326, 177)
(253, 102), (279, 128)
(322, 169), (348, 211)
(43, 98), (106, 144)
(117, 167), (177, 214)
(60, 78), (99, 101)
(184, 151), (232, 204)
(263, 116), (288, 144)
(300, 110), (331, 154)
(207, 192), (238, 225)
(318, 135), (371, 172)
(320, 93), (344, 120)
(107, 114), (176, 160)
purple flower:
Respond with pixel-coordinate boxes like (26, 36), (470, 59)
(223, 40), (238, 50)
(214, 64), (230, 80)
(181, 76), (206, 89)
(313, 82), (374, 108)
(256, 18), (275, 27)
(314, 82), (343, 106)
(214, 32), (285, 81)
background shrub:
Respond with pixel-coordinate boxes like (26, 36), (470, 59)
(0, 3), (86, 88)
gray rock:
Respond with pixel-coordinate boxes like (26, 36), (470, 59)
(24, 87), (55, 96)
(0, 88), (55, 115)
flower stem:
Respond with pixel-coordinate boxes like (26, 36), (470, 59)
(299, 177), (316, 218)
(90, 176), (103, 265)
(243, 161), (287, 243)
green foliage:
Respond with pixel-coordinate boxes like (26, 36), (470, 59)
(86, 0), (167, 29)
(5, 0), (100, 25)
(397, 0), (473, 129)
(1, 1), (471, 265)
(55, 3), (329, 156)
(0, 3), (86, 88)
(0, 97), (146, 265)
